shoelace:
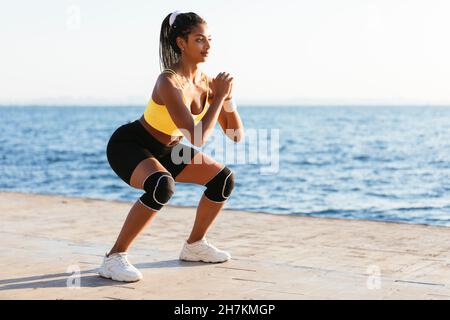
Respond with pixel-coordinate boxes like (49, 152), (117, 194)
(205, 239), (222, 251)
(193, 239), (221, 254)
(112, 254), (132, 268)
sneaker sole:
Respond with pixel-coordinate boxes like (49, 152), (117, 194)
(179, 255), (230, 263)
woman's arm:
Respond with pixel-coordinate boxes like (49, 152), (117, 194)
(195, 95), (226, 146)
(217, 101), (244, 142)
(212, 78), (244, 142)
(159, 73), (226, 147)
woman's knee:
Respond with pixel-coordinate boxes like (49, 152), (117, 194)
(139, 171), (175, 211)
(203, 166), (235, 203)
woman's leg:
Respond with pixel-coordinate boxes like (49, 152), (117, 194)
(108, 157), (169, 256)
(108, 200), (158, 255)
(175, 152), (234, 244)
(185, 195), (226, 244)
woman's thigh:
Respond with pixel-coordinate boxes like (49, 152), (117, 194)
(174, 151), (225, 185)
(129, 157), (169, 190)
(107, 130), (170, 189)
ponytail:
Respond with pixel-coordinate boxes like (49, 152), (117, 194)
(159, 12), (206, 71)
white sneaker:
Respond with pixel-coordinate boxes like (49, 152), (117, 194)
(179, 238), (231, 263)
(98, 252), (143, 282)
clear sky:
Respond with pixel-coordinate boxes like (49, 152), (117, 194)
(2, 0), (450, 106)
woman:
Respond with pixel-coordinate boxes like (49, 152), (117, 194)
(99, 11), (244, 282)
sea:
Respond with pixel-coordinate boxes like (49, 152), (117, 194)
(1, 105), (450, 226)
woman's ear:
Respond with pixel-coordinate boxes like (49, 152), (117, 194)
(176, 37), (184, 52)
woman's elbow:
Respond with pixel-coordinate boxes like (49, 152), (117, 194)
(187, 130), (206, 147)
(191, 139), (205, 148)
(226, 128), (244, 143)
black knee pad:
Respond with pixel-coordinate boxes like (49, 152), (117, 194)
(203, 166), (235, 202)
(139, 171), (175, 211)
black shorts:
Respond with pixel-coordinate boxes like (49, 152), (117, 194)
(106, 120), (199, 186)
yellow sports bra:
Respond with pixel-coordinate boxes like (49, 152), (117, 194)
(143, 69), (209, 137)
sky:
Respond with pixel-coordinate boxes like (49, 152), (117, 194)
(1, 0), (450, 106)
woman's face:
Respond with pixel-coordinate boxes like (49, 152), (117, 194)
(182, 23), (212, 62)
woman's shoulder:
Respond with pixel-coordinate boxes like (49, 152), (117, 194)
(157, 69), (183, 90)
(159, 68), (178, 80)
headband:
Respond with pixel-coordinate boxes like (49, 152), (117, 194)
(169, 10), (182, 27)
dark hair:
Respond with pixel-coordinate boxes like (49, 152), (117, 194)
(159, 12), (206, 71)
